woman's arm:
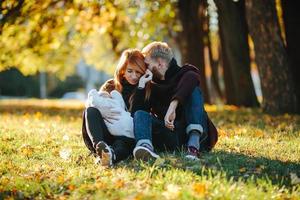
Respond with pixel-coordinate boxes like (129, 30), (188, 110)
(130, 69), (153, 114)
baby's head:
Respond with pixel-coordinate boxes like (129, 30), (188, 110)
(98, 91), (111, 98)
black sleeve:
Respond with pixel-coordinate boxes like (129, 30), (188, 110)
(130, 88), (151, 114)
(171, 71), (200, 105)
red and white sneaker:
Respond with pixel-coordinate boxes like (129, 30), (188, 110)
(185, 146), (200, 161)
(95, 141), (115, 167)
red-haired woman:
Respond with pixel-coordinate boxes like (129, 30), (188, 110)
(82, 49), (151, 167)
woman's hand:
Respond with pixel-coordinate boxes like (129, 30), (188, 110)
(164, 100), (178, 131)
(138, 69), (153, 88)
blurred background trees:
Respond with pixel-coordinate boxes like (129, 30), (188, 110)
(0, 0), (299, 114)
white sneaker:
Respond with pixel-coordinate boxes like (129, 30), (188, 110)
(96, 141), (115, 167)
(133, 143), (160, 161)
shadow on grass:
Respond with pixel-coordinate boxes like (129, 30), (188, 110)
(116, 150), (300, 189)
(200, 150), (299, 187)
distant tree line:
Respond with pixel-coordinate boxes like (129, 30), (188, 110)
(0, 0), (298, 114)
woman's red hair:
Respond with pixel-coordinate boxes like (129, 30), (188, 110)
(114, 49), (151, 101)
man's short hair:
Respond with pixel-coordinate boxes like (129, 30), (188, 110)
(142, 41), (173, 63)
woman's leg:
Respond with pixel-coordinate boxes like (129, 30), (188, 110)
(84, 107), (113, 150)
(133, 110), (159, 160)
(83, 107), (134, 164)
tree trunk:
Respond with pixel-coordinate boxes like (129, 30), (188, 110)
(245, 0), (298, 114)
(207, 34), (224, 101)
(178, 0), (210, 103)
(281, 0), (300, 113)
(215, 0), (259, 107)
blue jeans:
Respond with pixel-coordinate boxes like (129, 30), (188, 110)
(133, 110), (186, 151)
(185, 87), (208, 134)
(133, 87), (208, 151)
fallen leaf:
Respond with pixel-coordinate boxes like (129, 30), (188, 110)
(192, 183), (206, 195)
(115, 179), (125, 188)
(254, 130), (264, 137)
(20, 144), (34, 156)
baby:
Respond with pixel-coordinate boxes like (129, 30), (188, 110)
(85, 89), (134, 139)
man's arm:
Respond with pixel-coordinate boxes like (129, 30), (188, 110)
(130, 69), (153, 114)
(171, 71), (200, 105)
(164, 99), (178, 130)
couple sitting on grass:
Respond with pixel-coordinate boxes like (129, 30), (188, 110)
(82, 41), (218, 167)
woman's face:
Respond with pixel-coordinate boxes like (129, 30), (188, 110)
(123, 64), (143, 85)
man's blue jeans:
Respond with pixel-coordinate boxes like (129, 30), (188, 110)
(185, 87), (208, 134)
(133, 87), (208, 151)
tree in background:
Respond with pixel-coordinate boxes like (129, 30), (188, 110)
(177, 0), (210, 103)
(215, 0), (259, 107)
(245, 0), (298, 114)
(281, 0), (300, 113)
(0, 0), (178, 77)
(1, 0), (299, 114)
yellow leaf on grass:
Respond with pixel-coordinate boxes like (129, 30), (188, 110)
(192, 183), (206, 195)
(20, 144), (34, 156)
(34, 111), (43, 119)
(95, 181), (106, 189)
(218, 129), (228, 137)
(57, 175), (65, 184)
(68, 184), (75, 191)
(115, 179), (125, 188)
(254, 130), (264, 137)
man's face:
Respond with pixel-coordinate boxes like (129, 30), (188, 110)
(144, 56), (163, 80)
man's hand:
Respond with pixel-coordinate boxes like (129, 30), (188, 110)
(164, 100), (179, 131)
(138, 69), (153, 88)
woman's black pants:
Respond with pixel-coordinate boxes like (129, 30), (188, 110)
(82, 107), (135, 163)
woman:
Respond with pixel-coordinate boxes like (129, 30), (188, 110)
(82, 49), (150, 167)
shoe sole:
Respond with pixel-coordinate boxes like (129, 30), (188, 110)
(185, 155), (200, 161)
(133, 146), (159, 161)
(96, 142), (112, 166)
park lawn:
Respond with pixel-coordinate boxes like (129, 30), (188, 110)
(0, 99), (299, 199)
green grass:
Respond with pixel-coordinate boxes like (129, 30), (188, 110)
(0, 99), (299, 199)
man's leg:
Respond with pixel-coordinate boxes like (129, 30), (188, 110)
(152, 117), (186, 152)
(185, 87), (208, 158)
(111, 136), (135, 163)
(133, 110), (159, 160)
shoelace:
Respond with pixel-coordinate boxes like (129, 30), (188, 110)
(188, 146), (199, 155)
(140, 143), (154, 151)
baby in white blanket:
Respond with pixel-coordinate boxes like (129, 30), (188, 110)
(86, 89), (134, 139)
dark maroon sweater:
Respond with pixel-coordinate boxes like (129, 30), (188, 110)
(132, 58), (201, 121)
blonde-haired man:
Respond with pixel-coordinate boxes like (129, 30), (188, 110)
(132, 41), (218, 161)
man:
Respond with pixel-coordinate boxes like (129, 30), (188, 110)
(132, 41), (218, 161)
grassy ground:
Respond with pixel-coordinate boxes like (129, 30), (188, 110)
(0, 99), (299, 199)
